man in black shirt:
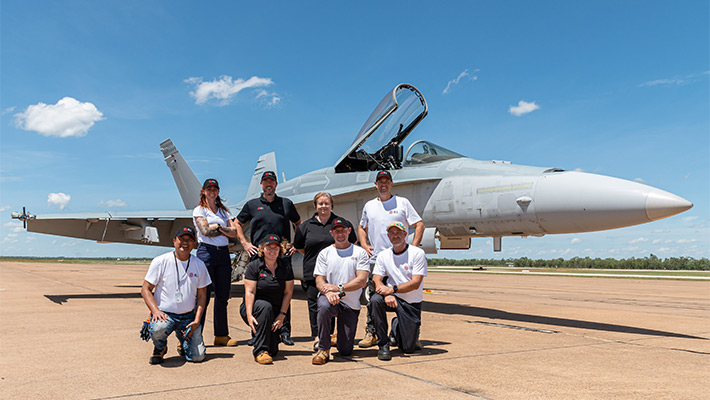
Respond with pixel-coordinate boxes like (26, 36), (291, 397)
(235, 171), (301, 345)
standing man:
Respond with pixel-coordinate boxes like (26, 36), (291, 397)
(141, 226), (211, 364)
(311, 218), (369, 365)
(234, 170), (302, 345)
(369, 221), (427, 361)
(357, 170), (424, 348)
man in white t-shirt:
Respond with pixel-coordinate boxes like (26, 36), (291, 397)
(141, 226), (212, 364)
(311, 218), (369, 365)
(369, 221), (427, 361)
(357, 170), (424, 348)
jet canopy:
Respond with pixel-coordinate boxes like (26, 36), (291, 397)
(335, 83), (428, 173)
(404, 140), (465, 165)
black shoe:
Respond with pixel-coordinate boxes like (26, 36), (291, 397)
(149, 346), (167, 364)
(280, 332), (294, 346)
(377, 347), (391, 361)
(389, 331), (398, 348)
(247, 336), (256, 346)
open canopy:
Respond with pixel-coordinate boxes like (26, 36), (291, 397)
(335, 83), (428, 173)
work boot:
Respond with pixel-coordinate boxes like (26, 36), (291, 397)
(358, 331), (377, 348)
(149, 346), (167, 364)
(312, 349), (330, 365)
(377, 346), (391, 361)
(414, 339), (422, 351)
(254, 351), (273, 365)
(280, 332), (294, 346)
(330, 333), (337, 346)
(177, 342), (184, 356)
(214, 336), (238, 346)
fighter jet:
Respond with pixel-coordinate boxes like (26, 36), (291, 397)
(12, 83), (693, 280)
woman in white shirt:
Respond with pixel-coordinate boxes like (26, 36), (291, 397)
(193, 178), (238, 346)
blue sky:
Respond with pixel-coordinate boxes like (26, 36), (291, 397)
(1, 1), (708, 260)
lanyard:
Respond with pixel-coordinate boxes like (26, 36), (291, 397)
(173, 252), (191, 292)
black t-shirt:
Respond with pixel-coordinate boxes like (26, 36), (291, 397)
(236, 194), (301, 244)
(244, 257), (294, 312)
(292, 213), (357, 281)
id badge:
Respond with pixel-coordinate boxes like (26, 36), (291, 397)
(175, 292), (183, 303)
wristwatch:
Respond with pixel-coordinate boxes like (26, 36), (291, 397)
(338, 284), (344, 292)
(393, 285), (399, 293)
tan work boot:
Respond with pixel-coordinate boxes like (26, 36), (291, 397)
(214, 335), (238, 346)
(330, 333), (337, 346)
(255, 351), (273, 364)
(312, 349), (330, 365)
(358, 331), (377, 348)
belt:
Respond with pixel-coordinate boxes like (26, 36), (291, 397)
(199, 243), (229, 251)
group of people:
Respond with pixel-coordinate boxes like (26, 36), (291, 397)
(140, 169), (427, 365)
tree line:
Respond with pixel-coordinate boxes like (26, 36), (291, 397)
(427, 254), (709, 270)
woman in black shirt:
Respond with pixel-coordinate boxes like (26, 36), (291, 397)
(240, 234), (294, 364)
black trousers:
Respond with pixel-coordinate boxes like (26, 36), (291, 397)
(250, 253), (291, 336)
(240, 300), (280, 357)
(369, 293), (421, 353)
(196, 244), (232, 337)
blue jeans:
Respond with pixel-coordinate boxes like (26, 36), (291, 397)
(150, 311), (206, 362)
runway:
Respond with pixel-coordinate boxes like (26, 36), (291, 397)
(1, 261), (708, 399)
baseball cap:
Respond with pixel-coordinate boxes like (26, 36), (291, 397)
(386, 221), (407, 232)
(174, 226), (197, 240)
(202, 178), (219, 189)
(330, 218), (348, 230)
(375, 170), (392, 182)
(261, 171), (277, 182)
(260, 234), (281, 246)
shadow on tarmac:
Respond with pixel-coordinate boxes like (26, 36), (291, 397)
(423, 300), (707, 340)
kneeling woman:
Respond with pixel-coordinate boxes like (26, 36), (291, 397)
(241, 234), (294, 364)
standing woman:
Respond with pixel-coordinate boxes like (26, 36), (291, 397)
(293, 192), (357, 346)
(193, 178), (238, 347)
(241, 235), (294, 364)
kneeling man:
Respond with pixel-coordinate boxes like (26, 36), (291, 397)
(312, 218), (369, 365)
(369, 221), (427, 361)
(141, 226), (211, 364)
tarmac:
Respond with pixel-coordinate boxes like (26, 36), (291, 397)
(1, 261), (708, 399)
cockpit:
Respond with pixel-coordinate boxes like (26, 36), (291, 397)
(404, 140), (464, 165)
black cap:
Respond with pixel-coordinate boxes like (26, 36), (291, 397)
(259, 234), (281, 246)
(202, 178), (219, 189)
(375, 170), (392, 182)
(330, 218), (348, 230)
(174, 226), (197, 240)
(261, 171), (277, 182)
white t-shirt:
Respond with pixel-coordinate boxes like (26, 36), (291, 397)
(192, 205), (232, 247)
(144, 251), (212, 314)
(359, 195), (422, 261)
(373, 245), (427, 304)
(313, 244), (370, 310)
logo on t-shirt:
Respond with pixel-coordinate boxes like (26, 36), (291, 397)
(189, 273), (194, 277)
(260, 273), (264, 277)
(257, 206), (264, 211)
(388, 210), (399, 214)
(403, 265), (409, 270)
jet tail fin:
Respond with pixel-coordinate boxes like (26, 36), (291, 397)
(160, 139), (202, 210)
(246, 152), (277, 199)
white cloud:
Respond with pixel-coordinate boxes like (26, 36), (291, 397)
(676, 239), (698, 244)
(633, 177), (646, 183)
(15, 97), (104, 138)
(630, 237), (649, 244)
(509, 100), (540, 116)
(652, 239), (662, 244)
(256, 89), (281, 107)
(3, 233), (19, 243)
(682, 216), (699, 222)
(3, 221), (24, 233)
(570, 238), (581, 244)
(640, 71), (709, 87)
(2, 106), (15, 115)
(48, 193), (71, 210)
(98, 199), (127, 208)
(0, 205), (10, 212)
(443, 69), (479, 94)
(185, 75), (275, 105)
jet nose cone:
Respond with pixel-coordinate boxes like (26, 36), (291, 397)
(645, 188), (693, 221)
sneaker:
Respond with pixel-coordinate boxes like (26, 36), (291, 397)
(255, 351), (273, 365)
(149, 346), (167, 364)
(214, 336), (238, 346)
(330, 333), (337, 346)
(177, 342), (184, 356)
(377, 347), (391, 361)
(312, 349), (330, 365)
(280, 332), (294, 346)
(358, 331), (377, 348)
